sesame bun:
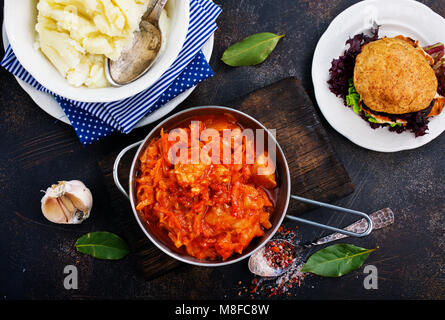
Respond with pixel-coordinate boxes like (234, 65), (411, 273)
(354, 37), (438, 114)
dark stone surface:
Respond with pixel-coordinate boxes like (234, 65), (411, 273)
(0, 0), (444, 299)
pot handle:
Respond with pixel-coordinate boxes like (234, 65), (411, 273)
(113, 140), (144, 199)
(286, 195), (374, 238)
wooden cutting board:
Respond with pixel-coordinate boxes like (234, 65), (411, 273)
(97, 77), (354, 279)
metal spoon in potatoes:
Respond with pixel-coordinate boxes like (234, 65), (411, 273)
(105, 0), (168, 86)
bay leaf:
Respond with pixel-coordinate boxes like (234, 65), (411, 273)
(222, 32), (285, 67)
(75, 232), (130, 260)
(301, 244), (377, 277)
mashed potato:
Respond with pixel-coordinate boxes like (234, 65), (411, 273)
(35, 0), (160, 88)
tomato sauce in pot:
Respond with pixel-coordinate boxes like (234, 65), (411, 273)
(135, 114), (277, 261)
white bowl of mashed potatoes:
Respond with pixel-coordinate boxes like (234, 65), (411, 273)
(4, 0), (189, 103)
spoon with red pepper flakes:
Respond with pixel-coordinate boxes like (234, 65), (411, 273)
(249, 208), (394, 277)
(265, 240), (296, 271)
(248, 239), (298, 277)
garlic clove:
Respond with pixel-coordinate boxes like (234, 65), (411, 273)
(58, 195), (76, 214)
(41, 195), (69, 224)
(41, 180), (93, 224)
(64, 180), (93, 218)
(58, 195), (78, 221)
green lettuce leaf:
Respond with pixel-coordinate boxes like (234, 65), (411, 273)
(346, 79), (361, 114)
(366, 115), (379, 123)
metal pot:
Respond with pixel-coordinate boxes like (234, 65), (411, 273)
(113, 106), (372, 267)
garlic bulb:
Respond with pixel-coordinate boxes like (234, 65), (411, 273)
(41, 180), (93, 224)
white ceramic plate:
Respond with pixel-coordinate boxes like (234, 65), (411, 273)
(3, 0), (189, 103)
(2, 24), (214, 128)
(312, 0), (445, 152)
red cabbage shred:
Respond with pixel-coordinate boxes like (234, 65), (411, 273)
(327, 28), (379, 103)
(436, 62), (445, 96)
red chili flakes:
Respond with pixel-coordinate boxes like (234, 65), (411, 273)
(263, 240), (295, 270)
(271, 246), (280, 253)
(237, 223), (308, 299)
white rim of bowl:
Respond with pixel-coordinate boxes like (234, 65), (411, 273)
(4, 0), (190, 103)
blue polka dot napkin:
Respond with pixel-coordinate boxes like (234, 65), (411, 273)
(1, 0), (221, 145)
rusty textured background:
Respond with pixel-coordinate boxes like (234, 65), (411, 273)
(0, 0), (444, 299)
